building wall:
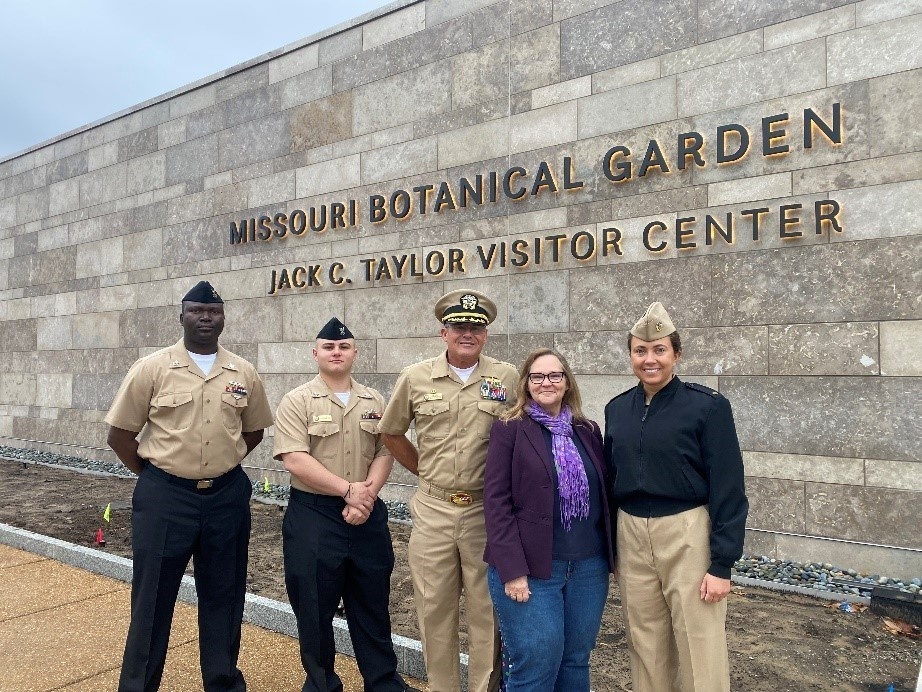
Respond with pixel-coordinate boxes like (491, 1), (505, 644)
(0, 0), (919, 577)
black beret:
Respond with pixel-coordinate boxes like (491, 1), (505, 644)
(317, 317), (354, 340)
(182, 280), (223, 304)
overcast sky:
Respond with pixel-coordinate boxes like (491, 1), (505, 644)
(0, 0), (390, 160)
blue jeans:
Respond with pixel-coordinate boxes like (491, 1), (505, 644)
(488, 554), (609, 691)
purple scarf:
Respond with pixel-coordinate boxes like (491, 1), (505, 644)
(527, 402), (589, 531)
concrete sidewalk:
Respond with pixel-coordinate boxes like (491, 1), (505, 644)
(0, 541), (427, 691)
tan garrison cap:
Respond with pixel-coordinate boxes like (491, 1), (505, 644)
(434, 289), (496, 325)
(630, 302), (676, 341)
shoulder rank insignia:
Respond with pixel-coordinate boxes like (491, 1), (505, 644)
(169, 360), (183, 368)
(226, 381), (247, 399)
(481, 376), (507, 402)
(686, 382), (719, 397)
(224, 362), (238, 371)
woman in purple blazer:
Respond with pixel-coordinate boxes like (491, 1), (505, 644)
(483, 348), (616, 691)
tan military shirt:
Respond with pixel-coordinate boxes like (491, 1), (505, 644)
(273, 375), (388, 493)
(379, 353), (518, 492)
(105, 339), (274, 479)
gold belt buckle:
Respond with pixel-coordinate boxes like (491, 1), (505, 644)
(196, 479), (214, 489)
(449, 492), (472, 506)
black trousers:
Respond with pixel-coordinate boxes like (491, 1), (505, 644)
(283, 490), (405, 692)
(118, 464), (252, 692)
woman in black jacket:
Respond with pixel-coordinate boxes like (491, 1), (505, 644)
(604, 302), (748, 692)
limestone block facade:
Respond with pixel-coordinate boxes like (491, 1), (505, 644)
(0, 0), (919, 578)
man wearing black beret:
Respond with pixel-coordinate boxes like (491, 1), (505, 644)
(274, 317), (409, 692)
(105, 280), (273, 691)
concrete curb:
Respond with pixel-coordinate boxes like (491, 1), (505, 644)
(732, 574), (871, 604)
(0, 522), (432, 683)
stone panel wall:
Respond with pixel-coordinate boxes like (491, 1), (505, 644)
(0, 0), (919, 577)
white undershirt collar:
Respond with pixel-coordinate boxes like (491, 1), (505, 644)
(450, 363), (477, 383)
(187, 350), (217, 376)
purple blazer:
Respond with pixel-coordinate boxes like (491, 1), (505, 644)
(483, 414), (616, 583)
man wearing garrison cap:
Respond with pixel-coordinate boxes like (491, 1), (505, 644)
(379, 290), (518, 692)
(105, 280), (273, 691)
(273, 317), (409, 692)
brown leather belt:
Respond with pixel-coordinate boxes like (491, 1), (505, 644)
(420, 479), (483, 506)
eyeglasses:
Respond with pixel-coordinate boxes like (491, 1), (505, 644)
(527, 371), (566, 384)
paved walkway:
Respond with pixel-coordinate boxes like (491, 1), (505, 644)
(0, 543), (426, 691)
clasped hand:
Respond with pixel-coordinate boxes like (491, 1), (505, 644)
(342, 480), (376, 525)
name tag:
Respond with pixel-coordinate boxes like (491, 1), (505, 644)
(424, 391), (443, 401)
(312, 414), (333, 422)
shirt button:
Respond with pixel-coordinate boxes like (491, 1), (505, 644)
(206, 399), (211, 403)
(205, 441), (210, 446)
(206, 419), (211, 423)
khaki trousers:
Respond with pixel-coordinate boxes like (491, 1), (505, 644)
(616, 506), (730, 692)
(408, 491), (500, 692)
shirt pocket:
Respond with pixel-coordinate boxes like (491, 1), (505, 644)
(307, 422), (340, 440)
(221, 392), (248, 430)
(153, 391), (194, 432)
(414, 400), (451, 440)
(476, 400), (506, 438)
(359, 420), (379, 460)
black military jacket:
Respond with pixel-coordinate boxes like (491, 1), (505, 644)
(604, 375), (748, 579)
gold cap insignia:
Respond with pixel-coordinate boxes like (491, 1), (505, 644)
(630, 302), (677, 342)
(434, 289), (496, 325)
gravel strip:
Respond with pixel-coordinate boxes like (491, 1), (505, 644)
(3, 444), (919, 599)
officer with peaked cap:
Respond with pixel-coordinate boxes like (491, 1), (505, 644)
(379, 289), (518, 692)
(105, 280), (274, 691)
(603, 302), (748, 692)
(274, 317), (410, 692)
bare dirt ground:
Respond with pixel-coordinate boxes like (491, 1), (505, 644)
(0, 460), (919, 691)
